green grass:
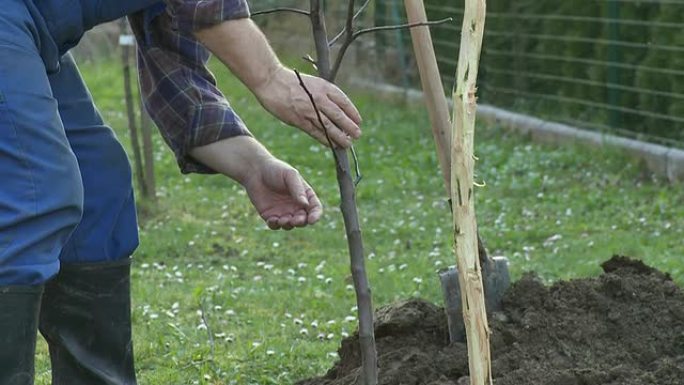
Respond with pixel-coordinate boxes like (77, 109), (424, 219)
(35, 57), (684, 385)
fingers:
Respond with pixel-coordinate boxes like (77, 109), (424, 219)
(317, 115), (352, 148)
(320, 100), (361, 140)
(283, 168), (308, 206)
(326, 84), (362, 125)
(265, 174), (322, 231)
(304, 117), (348, 148)
(301, 120), (330, 147)
(305, 187), (323, 224)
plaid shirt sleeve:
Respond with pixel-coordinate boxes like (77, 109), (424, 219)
(128, 1), (251, 174)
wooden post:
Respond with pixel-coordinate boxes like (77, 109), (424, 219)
(119, 18), (147, 198)
(451, 0), (492, 384)
(139, 98), (157, 201)
(404, 0), (452, 194)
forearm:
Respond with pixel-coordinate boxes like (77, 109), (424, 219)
(189, 136), (273, 185)
(194, 18), (282, 95)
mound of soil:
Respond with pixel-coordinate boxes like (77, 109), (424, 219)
(298, 256), (684, 385)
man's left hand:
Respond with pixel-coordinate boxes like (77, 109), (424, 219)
(243, 158), (323, 230)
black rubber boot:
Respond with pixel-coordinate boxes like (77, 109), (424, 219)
(39, 259), (137, 385)
(0, 285), (43, 385)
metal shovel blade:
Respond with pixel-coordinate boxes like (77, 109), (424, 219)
(439, 256), (511, 343)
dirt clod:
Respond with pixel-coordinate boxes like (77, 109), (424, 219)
(298, 256), (684, 385)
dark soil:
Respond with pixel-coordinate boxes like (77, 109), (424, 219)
(297, 256), (684, 385)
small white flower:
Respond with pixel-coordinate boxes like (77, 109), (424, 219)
(413, 277), (423, 284)
(299, 328), (309, 336)
(225, 309), (236, 316)
(294, 318), (303, 325)
(266, 350), (276, 356)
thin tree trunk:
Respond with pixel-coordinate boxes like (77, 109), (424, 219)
(451, 0), (492, 384)
(309, 1), (377, 384)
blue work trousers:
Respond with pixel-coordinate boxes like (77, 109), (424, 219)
(0, 0), (156, 285)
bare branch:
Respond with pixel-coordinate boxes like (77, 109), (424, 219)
(329, 17), (453, 81)
(345, 0), (357, 39)
(251, 7), (310, 17)
(329, 0), (371, 47)
(353, 17), (453, 40)
(310, 0), (331, 79)
(294, 70), (341, 168)
(302, 54), (318, 69)
(355, 0), (373, 22)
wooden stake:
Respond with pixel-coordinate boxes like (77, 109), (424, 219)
(404, 0), (452, 194)
(451, 0), (492, 384)
(120, 18), (146, 198)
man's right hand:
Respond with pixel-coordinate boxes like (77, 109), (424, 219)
(254, 66), (362, 149)
(195, 18), (363, 148)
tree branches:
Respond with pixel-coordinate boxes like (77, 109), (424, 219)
(251, 7), (309, 17)
(253, 1), (453, 82)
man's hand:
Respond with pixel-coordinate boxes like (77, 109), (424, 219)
(243, 158), (322, 230)
(195, 19), (362, 148)
(189, 136), (322, 230)
(253, 67), (362, 149)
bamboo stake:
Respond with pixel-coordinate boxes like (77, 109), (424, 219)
(451, 0), (492, 384)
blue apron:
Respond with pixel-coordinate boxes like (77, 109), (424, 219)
(0, 0), (158, 285)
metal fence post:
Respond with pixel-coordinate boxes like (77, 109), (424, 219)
(607, 0), (621, 129)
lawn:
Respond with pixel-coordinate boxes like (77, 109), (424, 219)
(34, 56), (684, 385)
